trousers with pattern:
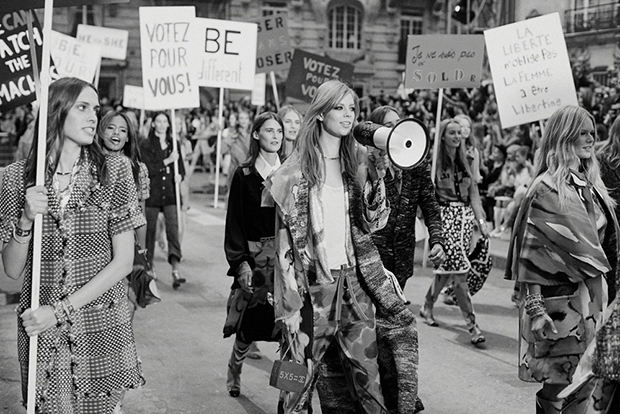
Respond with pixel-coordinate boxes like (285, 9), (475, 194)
(282, 267), (388, 414)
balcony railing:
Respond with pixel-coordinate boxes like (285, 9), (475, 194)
(565, 2), (620, 33)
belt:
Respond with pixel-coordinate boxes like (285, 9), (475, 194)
(330, 265), (368, 325)
(440, 201), (467, 207)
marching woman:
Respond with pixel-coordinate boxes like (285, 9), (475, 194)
(506, 105), (619, 413)
(223, 112), (284, 398)
(0, 77), (145, 413)
(266, 80), (415, 413)
(277, 105), (303, 161)
(140, 111), (186, 289)
(419, 118), (489, 345)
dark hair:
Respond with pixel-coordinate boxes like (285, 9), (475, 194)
(24, 77), (107, 186)
(369, 106), (399, 125)
(98, 110), (142, 185)
(242, 112), (284, 167)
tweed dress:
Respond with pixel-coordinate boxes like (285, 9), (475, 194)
(0, 154), (146, 413)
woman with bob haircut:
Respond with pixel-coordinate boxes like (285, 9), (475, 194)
(0, 77), (145, 413)
(223, 112), (284, 398)
(419, 118), (489, 345)
(265, 79), (415, 413)
(506, 105), (619, 413)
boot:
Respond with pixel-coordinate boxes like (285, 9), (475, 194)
(536, 391), (563, 414)
(419, 304), (438, 326)
(172, 270), (186, 290)
(227, 360), (242, 397)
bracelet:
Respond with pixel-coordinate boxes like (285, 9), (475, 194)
(52, 301), (67, 324)
(14, 225), (32, 238)
(12, 225), (32, 244)
(61, 298), (75, 320)
(478, 218), (486, 225)
(525, 293), (546, 319)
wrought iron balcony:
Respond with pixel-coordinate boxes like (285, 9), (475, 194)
(564, 2), (620, 33)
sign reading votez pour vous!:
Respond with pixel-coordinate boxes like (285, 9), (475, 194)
(139, 7), (199, 110)
(0, 0), (128, 12)
(77, 24), (128, 60)
(484, 13), (578, 128)
(0, 10), (43, 110)
(195, 18), (257, 90)
(404, 35), (484, 89)
(255, 14), (292, 74)
(285, 49), (354, 103)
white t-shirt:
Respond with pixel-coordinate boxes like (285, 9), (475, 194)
(320, 183), (348, 270)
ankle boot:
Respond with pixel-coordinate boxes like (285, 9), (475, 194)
(536, 391), (563, 414)
(419, 304), (438, 326)
(227, 360), (242, 397)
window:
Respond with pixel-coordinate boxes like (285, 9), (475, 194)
(328, 5), (362, 50)
(262, 1), (287, 16)
(398, 9), (423, 64)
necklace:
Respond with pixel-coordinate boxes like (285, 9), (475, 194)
(323, 156), (340, 160)
(55, 170), (73, 176)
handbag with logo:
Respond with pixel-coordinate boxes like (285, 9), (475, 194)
(128, 242), (161, 308)
(270, 335), (308, 393)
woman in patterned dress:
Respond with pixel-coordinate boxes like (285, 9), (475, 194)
(0, 77), (145, 413)
(223, 112), (284, 397)
(506, 105), (619, 413)
(419, 118), (489, 345)
(265, 80), (415, 413)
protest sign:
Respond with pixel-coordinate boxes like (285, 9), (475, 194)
(123, 85), (144, 109)
(51, 31), (101, 83)
(0, 0), (128, 12)
(251, 73), (266, 107)
(285, 49), (354, 103)
(77, 24), (128, 60)
(195, 18), (257, 90)
(0, 10), (43, 110)
(484, 13), (578, 128)
(139, 6), (199, 110)
(255, 14), (292, 74)
(404, 35), (484, 89)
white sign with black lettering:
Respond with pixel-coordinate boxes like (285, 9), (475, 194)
(77, 24), (129, 60)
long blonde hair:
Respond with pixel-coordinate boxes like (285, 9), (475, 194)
(536, 105), (614, 209)
(296, 80), (360, 188)
(436, 118), (472, 178)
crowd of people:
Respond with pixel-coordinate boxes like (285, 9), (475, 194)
(1, 74), (620, 414)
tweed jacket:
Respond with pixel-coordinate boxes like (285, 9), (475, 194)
(372, 160), (443, 286)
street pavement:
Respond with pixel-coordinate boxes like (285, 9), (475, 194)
(0, 171), (539, 414)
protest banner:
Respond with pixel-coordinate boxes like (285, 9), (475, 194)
(484, 12), (578, 128)
(404, 35), (485, 89)
(0, 0), (128, 12)
(51, 31), (101, 83)
(255, 14), (292, 74)
(0, 10), (43, 110)
(195, 17), (257, 90)
(76, 24), (128, 60)
(139, 6), (200, 110)
(123, 85), (144, 109)
(251, 73), (266, 107)
(285, 49), (354, 103)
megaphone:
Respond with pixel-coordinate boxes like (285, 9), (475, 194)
(353, 118), (430, 170)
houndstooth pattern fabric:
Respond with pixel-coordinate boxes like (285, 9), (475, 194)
(0, 154), (146, 413)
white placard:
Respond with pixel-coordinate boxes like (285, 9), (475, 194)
(50, 31), (101, 83)
(484, 13), (578, 128)
(251, 73), (266, 107)
(139, 6), (200, 111)
(123, 85), (144, 109)
(195, 18), (258, 90)
(76, 24), (129, 60)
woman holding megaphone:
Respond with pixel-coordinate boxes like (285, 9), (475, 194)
(265, 80), (416, 413)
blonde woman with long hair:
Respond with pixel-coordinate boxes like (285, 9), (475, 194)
(506, 105), (619, 413)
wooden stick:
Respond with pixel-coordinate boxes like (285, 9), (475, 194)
(27, 0), (54, 412)
(170, 109), (182, 230)
(270, 71), (280, 111)
(213, 88), (224, 208)
(423, 88), (444, 269)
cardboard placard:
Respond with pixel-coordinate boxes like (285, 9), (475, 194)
(123, 85), (144, 110)
(195, 17), (258, 91)
(285, 49), (354, 103)
(51, 30), (101, 83)
(76, 24), (128, 60)
(0, 10), (42, 110)
(139, 6), (200, 110)
(404, 35), (485, 89)
(484, 13), (578, 128)
(0, 0), (129, 12)
(255, 14), (292, 74)
(251, 72), (266, 107)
